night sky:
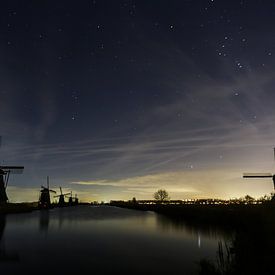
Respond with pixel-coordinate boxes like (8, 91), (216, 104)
(1, 0), (275, 202)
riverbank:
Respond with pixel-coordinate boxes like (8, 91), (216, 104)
(0, 203), (38, 214)
(109, 201), (275, 229)
(110, 201), (275, 274)
(0, 202), (90, 214)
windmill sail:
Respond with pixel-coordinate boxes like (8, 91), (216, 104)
(0, 166), (24, 174)
(54, 187), (71, 206)
(243, 148), (275, 191)
(243, 173), (273, 178)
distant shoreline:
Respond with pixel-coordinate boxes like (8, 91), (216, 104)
(0, 203), (37, 215)
(0, 202), (90, 215)
(109, 201), (275, 228)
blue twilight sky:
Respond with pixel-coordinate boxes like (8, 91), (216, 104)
(1, 0), (275, 202)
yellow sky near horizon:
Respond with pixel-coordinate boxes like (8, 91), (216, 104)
(7, 168), (274, 203)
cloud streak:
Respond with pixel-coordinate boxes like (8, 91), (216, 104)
(2, 25), (275, 202)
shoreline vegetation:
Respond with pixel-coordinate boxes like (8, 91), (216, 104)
(0, 202), (38, 214)
(109, 199), (275, 275)
(109, 199), (275, 228)
(0, 194), (274, 220)
(0, 202), (90, 215)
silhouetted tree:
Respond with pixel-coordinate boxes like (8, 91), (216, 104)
(244, 195), (255, 203)
(154, 189), (169, 202)
(132, 197), (137, 203)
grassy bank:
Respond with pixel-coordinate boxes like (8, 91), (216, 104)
(110, 201), (275, 228)
(0, 203), (38, 214)
(0, 202), (89, 215)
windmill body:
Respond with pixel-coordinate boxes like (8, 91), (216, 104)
(74, 194), (79, 205)
(39, 187), (51, 207)
(0, 170), (8, 204)
(0, 137), (24, 204)
(68, 191), (73, 205)
(39, 176), (56, 208)
(0, 166), (24, 204)
(68, 196), (73, 205)
(59, 194), (65, 205)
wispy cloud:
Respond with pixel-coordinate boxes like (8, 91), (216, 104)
(71, 168), (273, 200)
(2, 35), (275, 202)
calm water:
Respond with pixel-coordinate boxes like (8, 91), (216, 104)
(0, 206), (230, 275)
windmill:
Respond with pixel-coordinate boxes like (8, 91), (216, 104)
(74, 194), (79, 205)
(39, 176), (56, 208)
(68, 191), (73, 205)
(54, 187), (70, 206)
(67, 191), (79, 206)
(243, 148), (275, 194)
(0, 136), (24, 204)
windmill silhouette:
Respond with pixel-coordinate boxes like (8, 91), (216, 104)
(74, 194), (79, 205)
(54, 187), (70, 206)
(66, 192), (79, 206)
(243, 148), (275, 193)
(68, 191), (73, 205)
(0, 136), (24, 204)
(39, 176), (56, 208)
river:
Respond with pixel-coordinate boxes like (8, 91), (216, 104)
(0, 206), (230, 274)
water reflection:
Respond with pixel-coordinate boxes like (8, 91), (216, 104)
(192, 207), (275, 275)
(0, 206), (230, 275)
(155, 212), (275, 274)
(155, 214), (233, 240)
(0, 215), (19, 262)
(39, 211), (49, 232)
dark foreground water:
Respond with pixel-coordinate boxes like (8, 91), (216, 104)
(0, 206), (230, 275)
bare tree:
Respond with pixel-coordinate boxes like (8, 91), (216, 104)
(154, 189), (170, 202)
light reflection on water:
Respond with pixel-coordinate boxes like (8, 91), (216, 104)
(0, 206), (230, 275)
